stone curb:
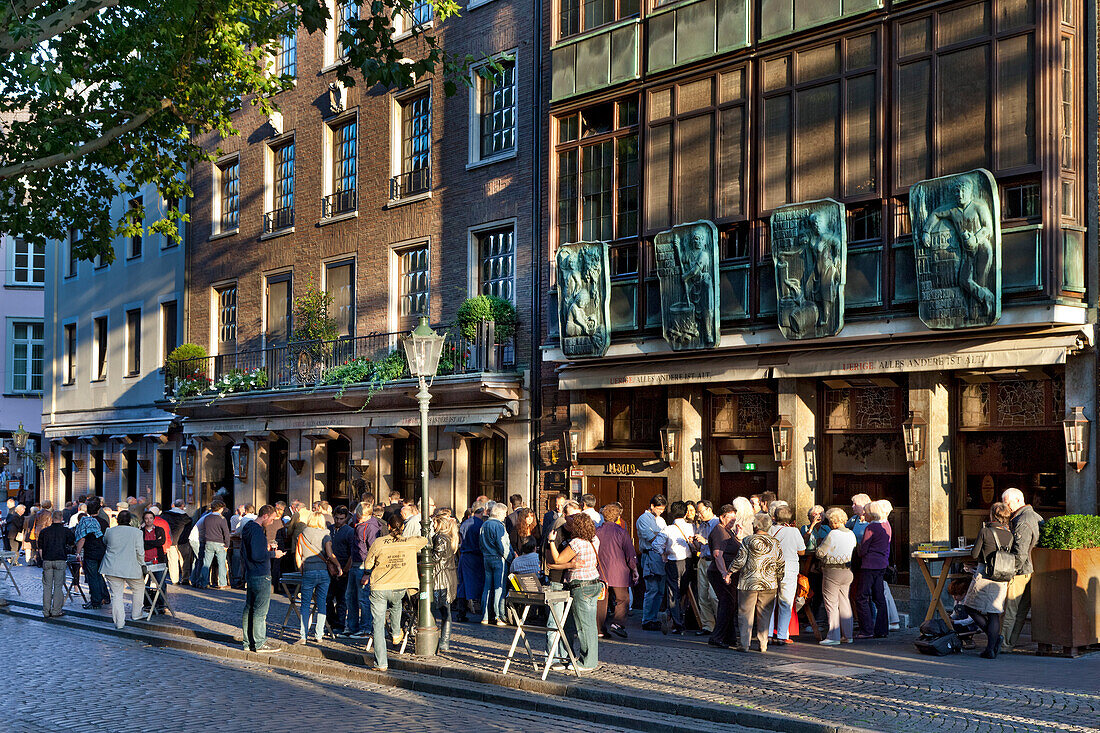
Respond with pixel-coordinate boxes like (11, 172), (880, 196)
(2, 599), (870, 733)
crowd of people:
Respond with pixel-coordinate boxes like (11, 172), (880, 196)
(0, 481), (1044, 668)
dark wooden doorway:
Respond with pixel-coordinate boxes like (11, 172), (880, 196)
(326, 436), (352, 508)
(586, 476), (666, 546)
(158, 449), (174, 507)
(269, 438), (288, 507)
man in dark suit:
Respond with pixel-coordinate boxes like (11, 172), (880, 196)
(540, 494), (566, 552)
(162, 499), (194, 584)
(504, 493), (525, 536)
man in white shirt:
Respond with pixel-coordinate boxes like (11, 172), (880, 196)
(768, 504), (806, 643)
(694, 500), (719, 635)
(580, 494), (603, 528)
(636, 494), (667, 630)
(652, 501), (695, 634)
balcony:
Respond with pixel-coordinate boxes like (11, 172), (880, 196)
(263, 205), (294, 233)
(322, 188), (357, 218)
(389, 167), (431, 200)
(163, 324), (516, 404)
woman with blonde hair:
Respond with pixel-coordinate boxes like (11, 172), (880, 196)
(731, 497), (754, 540)
(295, 511), (341, 645)
(815, 508), (856, 645)
(431, 511), (459, 650)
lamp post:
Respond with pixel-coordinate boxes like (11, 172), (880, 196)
(12, 423), (30, 493)
(402, 317), (445, 656)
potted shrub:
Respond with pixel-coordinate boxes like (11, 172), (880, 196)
(165, 343), (209, 398)
(456, 294), (516, 343)
(1030, 514), (1100, 656)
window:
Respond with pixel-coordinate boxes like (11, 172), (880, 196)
(217, 158), (240, 233)
(336, 0), (356, 59)
(397, 0), (431, 34)
(470, 435), (506, 504)
(558, 0), (637, 40)
(265, 140), (295, 232)
(477, 228), (515, 302)
(265, 275), (292, 346)
(556, 99), (639, 245)
(606, 387), (666, 447)
(392, 92), (431, 199)
(325, 118), (357, 217)
(397, 244), (429, 326)
(476, 59), (516, 161)
(9, 237), (45, 285)
(161, 301), (178, 362)
(1059, 36), (1073, 171)
(63, 323), (76, 385)
(93, 316), (108, 381)
(128, 196), (143, 259)
(325, 260), (355, 337)
(275, 16), (296, 78)
(123, 449), (139, 498)
(67, 228), (79, 278)
(215, 284), (238, 354)
(126, 309), (141, 376)
(9, 320), (44, 393)
(163, 194), (185, 249)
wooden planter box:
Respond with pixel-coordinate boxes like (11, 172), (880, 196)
(1030, 546), (1100, 657)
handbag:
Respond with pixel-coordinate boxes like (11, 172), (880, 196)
(983, 528), (1016, 582)
(299, 534), (342, 577)
(15, 531), (24, 544)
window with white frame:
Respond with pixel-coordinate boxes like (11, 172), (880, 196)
(325, 260), (355, 337)
(275, 14), (297, 78)
(396, 0), (431, 35)
(9, 237), (45, 285)
(128, 196), (143, 259)
(392, 92), (430, 199)
(9, 320), (44, 393)
(476, 227), (515, 302)
(126, 308), (141, 376)
(93, 316), (108, 381)
(216, 158), (240, 233)
(265, 139), (295, 232)
(325, 117), (357, 217)
(396, 244), (428, 327)
(163, 194), (185, 248)
(475, 58), (516, 162)
(335, 0), (356, 60)
(67, 228), (79, 277)
(63, 323), (77, 385)
(215, 284), (238, 354)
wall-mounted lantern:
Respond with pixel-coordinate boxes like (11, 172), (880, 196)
(770, 415), (793, 468)
(902, 411), (928, 468)
(660, 424), (680, 467)
(231, 443), (250, 481)
(1063, 406), (1090, 472)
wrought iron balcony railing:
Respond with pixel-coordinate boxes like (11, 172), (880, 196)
(164, 323), (516, 400)
(263, 205), (295, 233)
(389, 167), (430, 200)
(322, 188), (357, 218)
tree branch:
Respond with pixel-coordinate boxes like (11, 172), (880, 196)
(0, 99), (170, 180)
(0, 0), (121, 55)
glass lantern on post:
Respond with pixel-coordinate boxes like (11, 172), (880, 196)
(1063, 406), (1090, 473)
(770, 416), (793, 467)
(901, 411), (928, 468)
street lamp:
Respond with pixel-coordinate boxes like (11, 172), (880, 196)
(770, 415), (793, 467)
(402, 316), (445, 656)
(12, 423), (28, 453)
(901, 411), (928, 468)
(1063, 406), (1090, 473)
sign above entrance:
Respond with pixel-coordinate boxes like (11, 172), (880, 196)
(556, 240), (611, 358)
(605, 462), (638, 475)
(654, 220), (720, 351)
(770, 198), (847, 340)
(910, 168), (1001, 330)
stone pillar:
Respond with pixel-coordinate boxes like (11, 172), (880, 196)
(451, 435), (470, 515)
(667, 386), (704, 504)
(309, 440), (327, 506)
(777, 378), (817, 523)
(506, 420), (532, 506)
(375, 437), (395, 499)
(907, 371), (952, 626)
(1065, 352), (1098, 514)
(247, 439), (266, 507)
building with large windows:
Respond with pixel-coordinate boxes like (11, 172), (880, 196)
(0, 231), (45, 498)
(40, 185), (187, 507)
(172, 0), (538, 513)
(537, 0), (1097, 620)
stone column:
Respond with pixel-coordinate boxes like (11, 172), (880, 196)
(777, 378), (817, 523)
(1065, 352), (1098, 514)
(667, 386), (704, 504)
(907, 371), (952, 626)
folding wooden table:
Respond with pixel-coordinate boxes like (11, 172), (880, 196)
(911, 548), (972, 630)
(0, 551), (20, 596)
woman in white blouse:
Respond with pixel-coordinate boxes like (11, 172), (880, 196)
(815, 508), (857, 645)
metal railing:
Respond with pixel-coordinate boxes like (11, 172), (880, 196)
(322, 188), (357, 218)
(164, 323), (516, 400)
(389, 167), (430, 200)
(263, 205), (295, 233)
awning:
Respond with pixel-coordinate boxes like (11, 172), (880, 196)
(180, 407), (510, 436)
(770, 331), (1090, 379)
(43, 418), (176, 440)
(558, 356), (769, 391)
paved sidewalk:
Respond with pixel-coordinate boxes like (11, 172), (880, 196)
(3, 565), (1097, 732)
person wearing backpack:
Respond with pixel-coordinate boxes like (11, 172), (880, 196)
(961, 502), (1014, 659)
(74, 497), (110, 609)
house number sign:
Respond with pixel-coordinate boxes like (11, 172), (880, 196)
(605, 463), (638, 475)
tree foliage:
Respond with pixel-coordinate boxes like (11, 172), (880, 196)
(0, 0), (497, 262)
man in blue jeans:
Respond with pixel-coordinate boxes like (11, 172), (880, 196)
(199, 501), (230, 589)
(361, 514), (428, 671)
(342, 501), (383, 638)
(241, 505), (285, 653)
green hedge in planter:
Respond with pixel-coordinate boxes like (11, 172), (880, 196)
(1038, 514), (1100, 550)
(166, 343), (208, 378)
(456, 295), (516, 343)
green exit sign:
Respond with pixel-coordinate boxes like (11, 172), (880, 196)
(743, 462), (756, 471)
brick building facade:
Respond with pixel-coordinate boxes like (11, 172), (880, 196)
(174, 0), (540, 513)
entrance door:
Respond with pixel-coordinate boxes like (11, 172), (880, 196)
(587, 476), (665, 546)
(158, 448), (174, 506)
(326, 437), (351, 507)
(269, 438), (288, 507)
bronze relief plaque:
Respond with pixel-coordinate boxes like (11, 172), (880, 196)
(770, 198), (847, 340)
(654, 220), (721, 351)
(909, 169), (1001, 330)
(556, 241), (612, 358)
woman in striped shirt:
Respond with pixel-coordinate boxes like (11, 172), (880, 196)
(548, 512), (601, 672)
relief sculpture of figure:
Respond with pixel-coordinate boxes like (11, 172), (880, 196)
(681, 227), (716, 346)
(556, 242), (611, 357)
(804, 211), (842, 329)
(557, 248), (591, 338)
(921, 177), (995, 322)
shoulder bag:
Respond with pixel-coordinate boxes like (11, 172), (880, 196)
(985, 530), (1016, 582)
(300, 533), (342, 577)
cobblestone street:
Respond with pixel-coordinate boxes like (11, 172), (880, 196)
(2, 565), (1098, 732)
